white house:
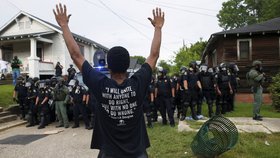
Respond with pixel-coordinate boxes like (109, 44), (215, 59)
(0, 11), (108, 78)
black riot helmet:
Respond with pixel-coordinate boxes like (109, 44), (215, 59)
(219, 63), (227, 72)
(228, 62), (239, 73)
(158, 67), (167, 77)
(199, 64), (208, 73)
(38, 80), (46, 89)
(180, 66), (188, 75)
(51, 77), (58, 87)
(45, 79), (51, 87)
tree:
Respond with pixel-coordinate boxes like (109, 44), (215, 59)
(131, 55), (146, 65)
(217, 0), (280, 30)
(172, 40), (207, 74)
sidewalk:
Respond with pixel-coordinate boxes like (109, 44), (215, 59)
(178, 117), (280, 134)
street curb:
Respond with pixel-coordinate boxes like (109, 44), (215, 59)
(0, 120), (27, 132)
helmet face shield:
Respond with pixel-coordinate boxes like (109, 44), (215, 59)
(68, 79), (77, 86)
(200, 65), (208, 72)
(234, 65), (239, 72)
(39, 82), (45, 89)
(25, 82), (31, 88)
(208, 68), (214, 73)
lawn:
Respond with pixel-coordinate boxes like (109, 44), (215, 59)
(0, 84), (15, 108)
(147, 101), (280, 158)
(147, 123), (280, 158)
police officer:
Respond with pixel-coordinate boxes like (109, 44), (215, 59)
(86, 91), (96, 129)
(178, 66), (189, 121)
(228, 63), (239, 112)
(155, 68), (175, 127)
(69, 79), (90, 129)
(25, 78), (38, 127)
(248, 60), (265, 121)
(13, 76), (27, 120)
(35, 80), (50, 129)
(53, 77), (70, 128)
(45, 79), (55, 123)
(67, 64), (76, 83)
(198, 64), (216, 118)
(181, 63), (201, 121)
(190, 61), (203, 119)
(216, 63), (233, 115)
(143, 77), (155, 128)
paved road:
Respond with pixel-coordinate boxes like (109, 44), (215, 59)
(0, 123), (99, 158)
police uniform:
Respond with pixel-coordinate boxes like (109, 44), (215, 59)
(26, 81), (38, 127)
(182, 70), (199, 120)
(14, 78), (27, 119)
(143, 81), (155, 128)
(216, 65), (232, 115)
(155, 75), (175, 126)
(70, 84), (90, 129)
(36, 81), (50, 129)
(53, 81), (70, 128)
(248, 60), (265, 121)
(228, 64), (239, 112)
(88, 91), (96, 129)
(198, 70), (216, 118)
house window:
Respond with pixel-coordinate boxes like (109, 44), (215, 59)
(237, 39), (252, 60)
(79, 44), (84, 56)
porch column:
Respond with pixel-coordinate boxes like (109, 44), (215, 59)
(28, 38), (40, 78)
(0, 47), (2, 60)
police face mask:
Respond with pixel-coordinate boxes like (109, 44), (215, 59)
(256, 65), (263, 72)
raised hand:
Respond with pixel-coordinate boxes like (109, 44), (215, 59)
(148, 8), (165, 28)
(53, 3), (72, 27)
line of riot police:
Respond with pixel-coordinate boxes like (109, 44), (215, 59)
(13, 76), (95, 130)
(142, 61), (239, 127)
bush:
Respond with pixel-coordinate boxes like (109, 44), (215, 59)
(268, 73), (280, 112)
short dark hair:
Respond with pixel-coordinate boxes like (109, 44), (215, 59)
(107, 46), (130, 73)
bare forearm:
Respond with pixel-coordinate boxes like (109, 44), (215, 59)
(61, 25), (84, 70)
(146, 27), (162, 69)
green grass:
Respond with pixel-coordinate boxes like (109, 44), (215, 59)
(147, 123), (280, 158)
(0, 84), (15, 108)
(147, 102), (280, 158)
(196, 102), (280, 118)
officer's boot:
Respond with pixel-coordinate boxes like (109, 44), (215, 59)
(180, 102), (187, 121)
(146, 113), (153, 128)
(38, 114), (46, 129)
(26, 111), (34, 127)
(208, 103), (214, 118)
(190, 104), (198, 120)
(72, 117), (80, 128)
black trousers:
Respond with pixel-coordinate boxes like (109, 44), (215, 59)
(18, 97), (26, 117)
(73, 102), (89, 127)
(158, 96), (174, 125)
(98, 150), (148, 158)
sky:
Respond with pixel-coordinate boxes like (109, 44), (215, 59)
(0, 0), (226, 62)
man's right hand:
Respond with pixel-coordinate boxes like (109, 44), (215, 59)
(148, 8), (165, 29)
(53, 3), (71, 27)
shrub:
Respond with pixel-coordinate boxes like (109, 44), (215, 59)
(268, 73), (280, 112)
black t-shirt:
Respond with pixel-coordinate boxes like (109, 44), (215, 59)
(14, 83), (27, 98)
(82, 60), (152, 157)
